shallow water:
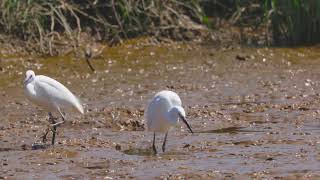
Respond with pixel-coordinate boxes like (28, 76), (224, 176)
(0, 42), (320, 179)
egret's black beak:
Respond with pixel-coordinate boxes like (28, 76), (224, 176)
(23, 76), (32, 85)
(179, 114), (193, 133)
(85, 57), (96, 72)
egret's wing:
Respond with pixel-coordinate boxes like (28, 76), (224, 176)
(145, 95), (172, 130)
(35, 75), (83, 113)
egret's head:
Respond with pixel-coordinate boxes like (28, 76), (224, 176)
(24, 70), (35, 85)
(167, 106), (193, 133)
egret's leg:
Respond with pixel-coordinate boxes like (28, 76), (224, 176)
(162, 131), (168, 152)
(152, 132), (157, 154)
(51, 108), (66, 127)
(50, 108), (65, 145)
(51, 117), (57, 145)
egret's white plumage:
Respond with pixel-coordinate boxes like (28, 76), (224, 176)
(24, 70), (83, 145)
(145, 90), (193, 153)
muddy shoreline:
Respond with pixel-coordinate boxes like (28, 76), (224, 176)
(1, 43), (320, 179)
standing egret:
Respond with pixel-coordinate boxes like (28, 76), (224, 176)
(145, 90), (193, 154)
(23, 70), (84, 145)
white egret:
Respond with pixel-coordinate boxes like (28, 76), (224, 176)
(145, 90), (193, 154)
(23, 70), (84, 145)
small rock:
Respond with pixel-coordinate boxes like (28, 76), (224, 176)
(21, 144), (28, 151)
(298, 107), (309, 111)
(236, 54), (246, 61)
(183, 144), (190, 148)
(32, 143), (49, 150)
(266, 157), (274, 161)
(115, 144), (121, 150)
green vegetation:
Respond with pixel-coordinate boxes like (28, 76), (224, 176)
(264, 0), (320, 45)
(201, 0), (320, 45)
(0, 0), (204, 54)
(1, 0), (320, 54)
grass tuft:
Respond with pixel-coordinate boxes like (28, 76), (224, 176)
(0, 0), (205, 55)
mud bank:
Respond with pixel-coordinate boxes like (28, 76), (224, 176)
(0, 42), (320, 179)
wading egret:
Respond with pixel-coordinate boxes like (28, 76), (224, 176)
(145, 90), (193, 154)
(23, 70), (84, 145)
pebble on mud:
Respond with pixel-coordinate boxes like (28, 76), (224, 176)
(265, 157), (274, 161)
(183, 144), (190, 148)
(31, 143), (49, 150)
(21, 144), (28, 151)
(235, 54), (248, 61)
(115, 144), (121, 150)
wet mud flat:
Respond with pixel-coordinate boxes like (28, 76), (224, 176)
(0, 43), (320, 179)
